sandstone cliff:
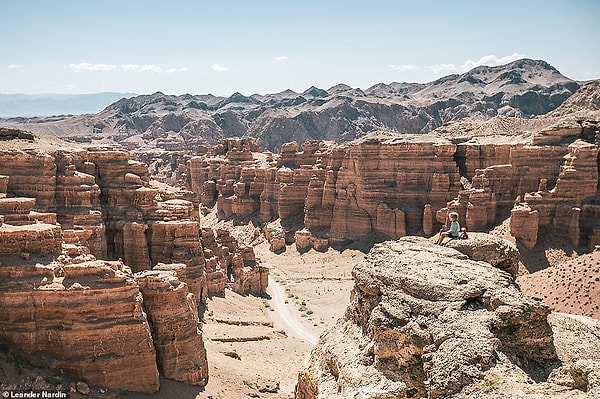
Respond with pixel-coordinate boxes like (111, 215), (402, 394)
(0, 134), (269, 393)
(135, 269), (209, 386)
(0, 140), (268, 298)
(295, 237), (600, 398)
(188, 102), (600, 253)
(0, 257), (161, 393)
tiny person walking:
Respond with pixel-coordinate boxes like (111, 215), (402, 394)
(437, 211), (460, 245)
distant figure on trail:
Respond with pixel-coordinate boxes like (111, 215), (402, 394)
(437, 211), (460, 244)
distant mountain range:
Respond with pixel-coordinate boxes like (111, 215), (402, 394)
(0, 92), (136, 117)
(0, 59), (589, 151)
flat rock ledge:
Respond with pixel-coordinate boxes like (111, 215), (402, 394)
(295, 236), (600, 399)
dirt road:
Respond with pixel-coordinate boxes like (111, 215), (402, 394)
(267, 275), (319, 346)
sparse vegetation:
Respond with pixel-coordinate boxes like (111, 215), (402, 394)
(482, 379), (499, 392)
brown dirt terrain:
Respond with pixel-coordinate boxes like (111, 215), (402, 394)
(487, 215), (599, 320)
(518, 249), (600, 319)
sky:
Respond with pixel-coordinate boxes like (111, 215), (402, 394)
(1, 0), (599, 96)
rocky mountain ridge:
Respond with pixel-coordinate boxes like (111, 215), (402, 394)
(1, 59), (582, 154)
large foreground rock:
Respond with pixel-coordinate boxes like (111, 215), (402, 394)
(295, 237), (600, 399)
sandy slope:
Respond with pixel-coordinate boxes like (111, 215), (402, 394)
(518, 249), (600, 319)
(488, 217), (599, 320)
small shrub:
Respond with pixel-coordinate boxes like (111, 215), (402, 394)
(482, 380), (498, 392)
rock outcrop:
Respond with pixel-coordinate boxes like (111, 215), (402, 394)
(0, 258), (161, 393)
(189, 109), (600, 252)
(202, 227), (268, 296)
(295, 237), (600, 399)
(0, 137), (268, 393)
(443, 232), (520, 277)
(135, 269), (209, 386)
(0, 222), (62, 254)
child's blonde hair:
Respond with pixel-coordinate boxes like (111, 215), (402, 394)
(449, 212), (459, 221)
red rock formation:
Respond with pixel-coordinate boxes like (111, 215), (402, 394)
(0, 149), (57, 209)
(264, 220), (286, 252)
(188, 129), (600, 252)
(0, 138), (274, 394)
(135, 269), (209, 386)
(0, 142), (268, 297)
(147, 220), (206, 299)
(509, 140), (599, 248)
(0, 222), (62, 254)
(434, 136), (600, 249)
(510, 203), (539, 249)
(0, 174), (8, 196)
(199, 227), (268, 296)
(0, 258), (160, 393)
(188, 134), (462, 249)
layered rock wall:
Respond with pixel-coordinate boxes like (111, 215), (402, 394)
(0, 140), (269, 393)
(0, 144), (267, 297)
(0, 223), (62, 254)
(0, 259), (161, 393)
(438, 137), (599, 249)
(135, 270), (209, 386)
(0, 149), (57, 209)
(190, 130), (600, 250)
(188, 135), (462, 249)
(200, 227), (268, 296)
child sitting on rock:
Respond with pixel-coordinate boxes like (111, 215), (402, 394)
(437, 211), (460, 244)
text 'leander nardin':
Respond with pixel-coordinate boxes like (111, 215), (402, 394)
(3, 392), (68, 399)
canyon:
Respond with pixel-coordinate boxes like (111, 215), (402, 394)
(0, 64), (599, 398)
(186, 95), (600, 255)
(0, 133), (267, 393)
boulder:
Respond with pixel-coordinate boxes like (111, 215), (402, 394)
(443, 232), (520, 276)
(295, 237), (600, 399)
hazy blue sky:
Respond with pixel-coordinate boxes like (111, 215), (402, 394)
(1, 0), (598, 96)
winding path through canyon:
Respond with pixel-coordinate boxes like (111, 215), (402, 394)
(267, 276), (319, 346)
